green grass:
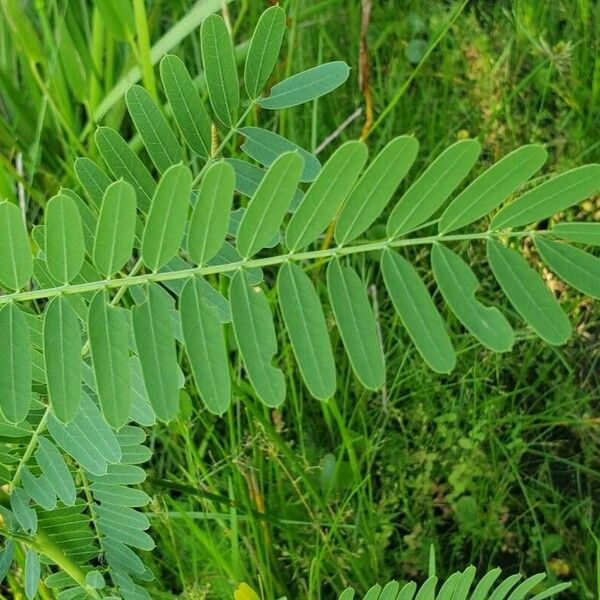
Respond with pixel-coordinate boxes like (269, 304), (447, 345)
(1, 0), (599, 598)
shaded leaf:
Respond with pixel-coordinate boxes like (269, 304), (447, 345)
(21, 466), (56, 510)
(10, 488), (37, 533)
(74, 157), (112, 211)
(381, 249), (456, 373)
(0, 201), (33, 290)
(487, 239), (571, 345)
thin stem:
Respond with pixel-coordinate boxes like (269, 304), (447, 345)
(0, 230), (545, 306)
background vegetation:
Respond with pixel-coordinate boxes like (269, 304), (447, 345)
(0, 0), (599, 598)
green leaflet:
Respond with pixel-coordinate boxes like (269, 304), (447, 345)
(160, 54), (212, 160)
(132, 284), (180, 422)
(535, 236), (600, 299)
(436, 572), (461, 600)
(237, 152), (304, 258)
(104, 539), (146, 575)
(397, 582), (417, 600)
(64, 188), (97, 254)
(431, 244), (514, 352)
(0, 303), (31, 423)
(363, 585), (382, 600)
(48, 394), (122, 476)
(45, 193), (85, 284)
(74, 158), (112, 210)
(10, 488), (37, 533)
(21, 466), (56, 510)
(258, 61), (350, 109)
(188, 161), (234, 265)
(286, 141), (368, 251)
(507, 574), (546, 600)
(93, 181), (137, 276)
(277, 262), (336, 400)
(0, 201), (33, 291)
(239, 127), (321, 182)
(0, 541), (14, 584)
(530, 584), (573, 600)
(36, 437), (76, 506)
(142, 164), (192, 271)
(95, 126), (156, 212)
(486, 239), (571, 345)
(201, 14), (239, 127)
(414, 576), (437, 600)
(491, 164), (600, 229)
(244, 5), (286, 99)
(180, 277), (231, 415)
(326, 260), (385, 390)
(454, 567), (477, 600)
(487, 574), (521, 600)
(90, 483), (150, 508)
(381, 249), (456, 373)
(551, 222), (600, 246)
(379, 581), (400, 600)
(439, 144), (547, 234)
(230, 270), (285, 407)
(335, 136), (419, 245)
(88, 290), (132, 429)
(387, 139), (481, 237)
(43, 296), (82, 423)
(24, 549), (39, 600)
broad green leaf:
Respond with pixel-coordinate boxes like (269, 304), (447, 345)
(436, 572), (461, 600)
(93, 0), (135, 42)
(535, 236), (600, 299)
(160, 54), (211, 159)
(487, 239), (571, 345)
(0, 303), (31, 423)
(88, 290), (132, 428)
(487, 574), (521, 600)
(21, 467), (56, 510)
(387, 139), (481, 237)
(24, 549), (40, 600)
(90, 483), (150, 507)
(363, 585), (382, 600)
(36, 437), (76, 506)
(439, 145), (547, 233)
(381, 249), (456, 373)
(258, 61), (350, 109)
(126, 84), (182, 173)
(277, 262), (336, 400)
(43, 296), (82, 423)
(188, 161), (234, 265)
(286, 141), (368, 251)
(93, 181), (137, 276)
(180, 277), (231, 415)
(74, 158), (112, 210)
(45, 193), (85, 284)
(244, 5), (286, 99)
(491, 164), (600, 229)
(201, 14), (239, 126)
(10, 488), (37, 533)
(0, 201), (32, 290)
(397, 582), (417, 600)
(431, 244), (514, 352)
(380, 581), (400, 600)
(142, 164), (192, 271)
(48, 394), (122, 476)
(230, 270), (285, 407)
(237, 152), (304, 258)
(239, 127), (321, 182)
(335, 136), (419, 245)
(552, 222), (600, 246)
(326, 260), (385, 389)
(132, 284), (180, 422)
(95, 126), (156, 212)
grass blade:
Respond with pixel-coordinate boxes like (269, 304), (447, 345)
(88, 290), (132, 428)
(132, 284), (180, 422)
(0, 303), (31, 423)
(431, 244), (514, 352)
(335, 136), (419, 245)
(258, 61), (350, 109)
(188, 161), (234, 265)
(93, 181), (137, 276)
(201, 14), (239, 127)
(237, 152), (304, 258)
(43, 296), (82, 423)
(230, 270), (285, 407)
(277, 262), (336, 400)
(160, 54), (212, 160)
(439, 145), (547, 234)
(387, 139), (480, 237)
(382, 249), (455, 373)
(45, 193), (85, 284)
(0, 201), (32, 291)
(487, 238), (571, 345)
(180, 277), (231, 415)
(142, 164), (192, 271)
(326, 260), (385, 390)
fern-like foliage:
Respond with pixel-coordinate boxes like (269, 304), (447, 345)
(0, 4), (597, 597)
